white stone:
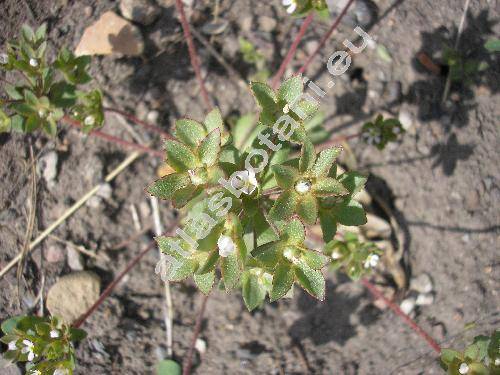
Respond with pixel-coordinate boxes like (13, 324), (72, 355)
(458, 363), (469, 374)
(415, 293), (434, 306)
(67, 247), (84, 271)
(410, 273), (433, 294)
(400, 297), (416, 315)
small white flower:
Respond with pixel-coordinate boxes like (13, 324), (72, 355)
(29, 58), (38, 67)
(38, 109), (47, 118)
(232, 170), (258, 195)
(188, 169), (204, 185)
(282, 103), (290, 114)
(50, 329), (60, 338)
(21, 339), (36, 361)
(84, 115), (95, 126)
(331, 251), (342, 260)
(283, 248), (299, 264)
(30, 370), (42, 375)
(8, 339), (17, 351)
(495, 358), (500, 366)
(217, 235), (235, 257)
(295, 180), (311, 194)
(458, 363), (469, 374)
(282, 0), (297, 14)
(53, 368), (69, 375)
(364, 254), (379, 269)
(0, 53), (8, 64)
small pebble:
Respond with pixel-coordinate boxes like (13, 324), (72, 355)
(195, 338), (207, 354)
(410, 273), (433, 294)
(96, 183), (112, 200)
(400, 297), (416, 315)
(39, 151), (59, 188)
(416, 293), (434, 306)
(258, 16), (277, 33)
(146, 110), (160, 124)
(119, 0), (161, 26)
(67, 247), (84, 271)
(45, 245), (65, 263)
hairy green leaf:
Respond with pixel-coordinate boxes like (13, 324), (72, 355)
(278, 76), (303, 104)
(311, 146), (341, 177)
(199, 128), (221, 167)
(270, 262), (294, 301)
(165, 140), (198, 172)
(174, 119), (206, 147)
(147, 173), (190, 200)
(242, 271), (266, 311)
(294, 261), (325, 300)
(194, 271), (215, 295)
(272, 165), (298, 189)
(297, 194), (318, 225)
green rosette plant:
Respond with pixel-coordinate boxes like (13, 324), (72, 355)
(148, 76), (380, 311)
(0, 315), (86, 375)
(0, 24), (103, 135)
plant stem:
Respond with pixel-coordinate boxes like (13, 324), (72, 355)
(104, 107), (174, 140)
(182, 293), (210, 375)
(361, 278), (441, 353)
(63, 116), (164, 158)
(317, 132), (361, 151)
(271, 13), (314, 89)
(73, 242), (156, 328)
(175, 0), (213, 111)
(298, 0), (356, 75)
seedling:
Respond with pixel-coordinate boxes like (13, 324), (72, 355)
(0, 24), (103, 135)
(361, 114), (404, 150)
(0, 315), (86, 375)
(281, 0), (329, 17)
(238, 37), (270, 82)
(440, 330), (499, 375)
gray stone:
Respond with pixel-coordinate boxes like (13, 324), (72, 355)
(416, 293), (434, 306)
(46, 271), (101, 324)
(119, 0), (161, 26)
(39, 151), (58, 188)
(96, 183), (113, 200)
(45, 244), (65, 263)
(258, 16), (277, 33)
(410, 273), (433, 294)
(0, 355), (21, 375)
(67, 247), (84, 271)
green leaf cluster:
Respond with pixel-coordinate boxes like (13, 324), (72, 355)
(0, 24), (103, 135)
(440, 330), (499, 375)
(239, 37), (270, 82)
(289, 0), (329, 17)
(0, 315), (87, 375)
(323, 232), (383, 280)
(361, 114), (404, 150)
(148, 76), (371, 311)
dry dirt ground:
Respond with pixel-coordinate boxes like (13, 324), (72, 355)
(1, 0), (499, 374)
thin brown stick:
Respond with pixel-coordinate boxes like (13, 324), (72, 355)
(298, 0), (356, 74)
(16, 143), (37, 300)
(272, 13), (314, 89)
(104, 107), (174, 140)
(63, 116), (164, 158)
(183, 293), (210, 375)
(361, 278), (441, 353)
(317, 132), (360, 151)
(175, 0), (213, 110)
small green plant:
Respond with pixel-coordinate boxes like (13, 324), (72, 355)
(324, 232), (383, 280)
(0, 24), (103, 135)
(281, 0), (329, 17)
(238, 37), (270, 82)
(0, 315), (86, 374)
(440, 330), (499, 375)
(361, 114), (404, 150)
(148, 76), (380, 311)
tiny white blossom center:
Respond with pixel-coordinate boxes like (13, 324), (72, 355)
(217, 235), (235, 257)
(29, 58), (38, 67)
(282, 103), (290, 114)
(53, 369), (69, 375)
(458, 363), (469, 374)
(50, 329), (60, 338)
(295, 180), (311, 194)
(84, 115), (95, 126)
(38, 109), (47, 118)
(495, 358), (500, 366)
(231, 170), (258, 195)
(282, 0), (297, 14)
(331, 251), (342, 260)
(364, 254), (379, 269)
(188, 169), (204, 185)
(21, 339), (36, 361)
(8, 340), (17, 350)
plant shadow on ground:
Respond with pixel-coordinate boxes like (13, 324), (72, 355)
(287, 277), (381, 346)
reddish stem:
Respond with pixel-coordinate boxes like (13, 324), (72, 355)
(73, 242), (156, 328)
(361, 278), (441, 353)
(183, 293), (210, 375)
(175, 0), (213, 111)
(104, 107), (174, 140)
(63, 116), (164, 158)
(298, 0), (356, 75)
(271, 13), (315, 89)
